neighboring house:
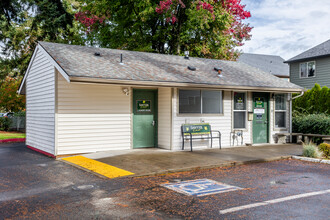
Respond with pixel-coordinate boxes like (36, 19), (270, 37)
(285, 39), (330, 89)
(238, 53), (289, 80)
(18, 42), (302, 157)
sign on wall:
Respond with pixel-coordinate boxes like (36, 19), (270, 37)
(254, 108), (265, 114)
(137, 100), (151, 112)
(235, 97), (244, 110)
(254, 97), (264, 108)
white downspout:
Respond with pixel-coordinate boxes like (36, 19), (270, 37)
(289, 91), (304, 143)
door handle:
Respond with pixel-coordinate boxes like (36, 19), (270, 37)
(152, 121), (156, 126)
(264, 120), (268, 124)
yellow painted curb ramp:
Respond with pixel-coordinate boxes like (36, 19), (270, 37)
(62, 156), (134, 178)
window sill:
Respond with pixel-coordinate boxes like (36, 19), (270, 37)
(177, 113), (224, 117)
(233, 128), (248, 132)
(274, 128), (287, 131)
(300, 76), (316, 79)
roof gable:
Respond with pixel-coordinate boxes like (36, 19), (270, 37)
(285, 39), (330, 63)
(18, 44), (70, 94)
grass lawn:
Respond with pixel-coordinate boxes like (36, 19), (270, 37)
(0, 131), (26, 140)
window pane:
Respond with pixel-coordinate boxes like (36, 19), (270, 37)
(234, 112), (246, 129)
(179, 90), (201, 113)
(202, 90), (222, 114)
(275, 94), (286, 110)
(300, 63), (307, 77)
(308, 61), (315, 77)
(234, 93), (246, 110)
(275, 112), (286, 128)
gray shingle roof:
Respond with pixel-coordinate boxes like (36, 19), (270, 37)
(39, 41), (302, 91)
(285, 39), (330, 63)
(238, 53), (289, 77)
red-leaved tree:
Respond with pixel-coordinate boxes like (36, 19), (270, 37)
(75, 0), (252, 60)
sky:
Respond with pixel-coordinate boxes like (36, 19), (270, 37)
(240, 0), (330, 60)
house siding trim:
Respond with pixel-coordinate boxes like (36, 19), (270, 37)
(25, 48), (56, 155)
(70, 77), (303, 93)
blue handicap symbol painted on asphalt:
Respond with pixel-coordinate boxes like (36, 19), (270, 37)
(162, 179), (242, 197)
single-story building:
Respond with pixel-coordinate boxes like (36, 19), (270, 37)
(18, 42), (303, 157)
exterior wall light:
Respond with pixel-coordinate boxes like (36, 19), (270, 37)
(122, 88), (129, 96)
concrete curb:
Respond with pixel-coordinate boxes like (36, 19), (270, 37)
(130, 155), (293, 178)
(0, 138), (25, 144)
(292, 156), (330, 164)
(61, 154), (298, 179)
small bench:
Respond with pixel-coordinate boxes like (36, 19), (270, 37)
(275, 133), (303, 144)
(303, 134), (330, 143)
(181, 123), (221, 151)
(323, 137), (330, 144)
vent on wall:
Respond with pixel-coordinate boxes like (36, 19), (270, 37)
(94, 52), (101, 56)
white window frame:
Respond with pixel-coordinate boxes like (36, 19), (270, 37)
(274, 93), (287, 129)
(233, 92), (247, 129)
(299, 61), (316, 78)
(178, 89), (223, 115)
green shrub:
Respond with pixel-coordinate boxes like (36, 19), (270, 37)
(0, 116), (12, 131)
(14, 111), (26, 117)
(318, 143), (330, 159)
(303, 142), (322, 158)
(293, 84), (330, 115)
(293, 113), (330, 144)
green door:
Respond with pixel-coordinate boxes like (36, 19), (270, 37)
(253, 93), (269, 143)
(133, 89), (157, 148)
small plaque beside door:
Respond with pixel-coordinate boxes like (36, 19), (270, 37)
(136, 100), (152, 112)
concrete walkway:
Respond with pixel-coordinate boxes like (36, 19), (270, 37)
(83, 144), (303, 177)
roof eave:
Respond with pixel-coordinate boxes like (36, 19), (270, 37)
(69, 76), (304, 93)
(284, 54), (330, 63)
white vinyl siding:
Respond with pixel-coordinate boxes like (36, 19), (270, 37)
(26, 49), (55, 154)
(158, 88), (172, 149)
(172, 89), (234, 150)
(56, 73), (131, 155)
(270, 93), (290, 143)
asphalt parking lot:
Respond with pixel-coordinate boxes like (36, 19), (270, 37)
(1, 143), (329, 219)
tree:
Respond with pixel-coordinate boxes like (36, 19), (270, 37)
(0, 76), (25, 112)
(0, 0), (28, 23)
(75, 0), (252, 60)
(0, 0), (84, 80)
(293, 84), (330, 115)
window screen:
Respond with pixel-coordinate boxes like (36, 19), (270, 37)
(233, 92), (246, 129)
(234, 112), (246, 129)
(179, 89), (223, 114)
(275, 94), (286, 128)
(300, 61), (315, 78)
(275, 94), (286, 110)
(275, 112), (286, 128)
(202, 90), (222, 114)
(179, 90), (201, 113)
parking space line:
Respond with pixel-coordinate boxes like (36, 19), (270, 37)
(219, 189), (330, 214)
(62, 156), (134, 178)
